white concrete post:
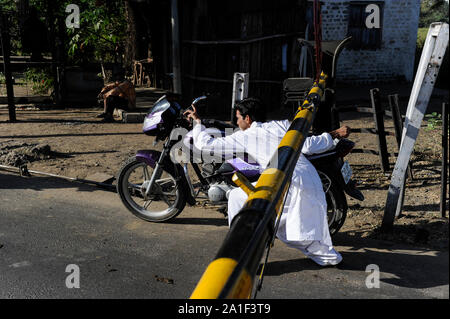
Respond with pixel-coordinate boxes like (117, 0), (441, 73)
(231, 73), (249, 121)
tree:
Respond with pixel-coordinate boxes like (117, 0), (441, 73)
(1, 0), (127, 65)
(419, 0), (449, 27)
(64, 0), (127, 65)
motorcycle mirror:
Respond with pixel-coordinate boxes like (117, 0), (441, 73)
(191, 95), (207, 107)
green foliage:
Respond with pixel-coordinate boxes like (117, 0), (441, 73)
(424, 112), (442, 131)
(24, 68), (54, 95)
(419, 0), (449, 28)
(65, 0), (127, 64)
(416, 28), (429, 49)
(416, 1), (449, 89)
(3, 0), (127, 65)
(0, 0), (16, 11)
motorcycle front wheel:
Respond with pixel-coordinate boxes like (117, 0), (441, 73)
(116, 156), (186, 222)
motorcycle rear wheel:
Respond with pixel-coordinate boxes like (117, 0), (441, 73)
(318, 170), (348, 236)
(117, 156), (186, 222)
(325, 180), (348, 236)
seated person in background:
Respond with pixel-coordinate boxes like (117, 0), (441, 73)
(97, 76), (136, 122)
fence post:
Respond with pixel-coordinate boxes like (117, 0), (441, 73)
(0, 13), (16, 122)
(441, 102), (449, 218)
(170, 0), (182, 94)
(388, 94), (407, 217)
(371, 88), (389, 172)
(389, 94), (414, 180)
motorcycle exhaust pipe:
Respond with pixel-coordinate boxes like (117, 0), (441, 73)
(183, 164), (196, 198)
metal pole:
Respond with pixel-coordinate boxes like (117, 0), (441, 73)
(170, 0), (182, 94)
(313, 0), (322, 82)
(46, 0), (60, 105)
(441, 102), (449, 218)
(0, 13), (16, 122)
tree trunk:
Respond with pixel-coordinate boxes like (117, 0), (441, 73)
(124, 0), (137, 72)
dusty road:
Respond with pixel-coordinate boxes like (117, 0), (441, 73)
(0, 171), (447, 299)
(0, 105), (447, 250)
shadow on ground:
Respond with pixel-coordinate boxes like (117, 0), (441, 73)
(0, 171), (114, 193)
(265, 231), (448, 290)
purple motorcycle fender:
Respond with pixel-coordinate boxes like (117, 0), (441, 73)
(135, 149), (196, 206)
(136, 150), (161, 168)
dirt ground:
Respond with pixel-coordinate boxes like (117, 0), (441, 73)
(0, 102), (448, 251)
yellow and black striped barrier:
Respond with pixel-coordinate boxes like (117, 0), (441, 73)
(190, 72), (328, 299)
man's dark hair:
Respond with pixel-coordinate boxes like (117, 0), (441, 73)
(234, 97), (266, 123)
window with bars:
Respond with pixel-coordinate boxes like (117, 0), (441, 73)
(347, 1), (383, 50)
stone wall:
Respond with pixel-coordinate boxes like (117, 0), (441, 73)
(320, 0), (421, 83)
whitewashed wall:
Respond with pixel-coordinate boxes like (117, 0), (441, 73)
(320, 0), (421, 83)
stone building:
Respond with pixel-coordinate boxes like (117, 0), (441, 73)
(320, 0), (421, 83)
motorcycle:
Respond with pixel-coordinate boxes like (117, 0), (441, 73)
(116, 95), (364, 235)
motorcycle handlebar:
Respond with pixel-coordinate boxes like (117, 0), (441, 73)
(182, 96), (207, 123)
(191, 95), (207, 107)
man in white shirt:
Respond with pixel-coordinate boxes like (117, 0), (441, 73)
(184, 98), (350, 266)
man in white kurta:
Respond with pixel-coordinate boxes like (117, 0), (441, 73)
(185, 99), (348, 266)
